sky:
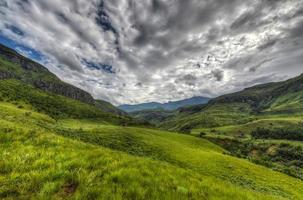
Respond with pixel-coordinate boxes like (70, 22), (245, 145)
(0, 0), (303, 105)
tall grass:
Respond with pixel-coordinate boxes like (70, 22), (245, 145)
(1, 102), (303, 199)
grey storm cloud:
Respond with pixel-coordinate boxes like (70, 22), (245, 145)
(0, 0), (303, 105)
(211, 70), (224, 82)
(175, 74), (198, 86)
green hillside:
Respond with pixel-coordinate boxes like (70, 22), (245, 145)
(0, 79), (136, 126)
(0, 45), (131, 125)
(0, 44), (303, 199)
(138, 74), (303, 182)
(130, 109), (175, 125)
(1, 101), (303, 199)
(0, 45), (94, 104)
(0, 45), (124, 116)
(157, 74), (303, 132)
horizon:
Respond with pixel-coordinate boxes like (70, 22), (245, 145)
(1, 1), (303, 199)
(0, 41), (302, 107)
(1, 0), (303, 105)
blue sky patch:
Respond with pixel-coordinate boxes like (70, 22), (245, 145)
(82, 58), (115, 74)
(0, 32), (45, 62)
(5, 24), (24, 36)
(95, 1), (117, 34)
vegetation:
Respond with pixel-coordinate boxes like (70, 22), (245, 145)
(1, 101), (303, 199)
(1, 44), (303, 199)
(0, 79), (137, 126)
(205, 136), (303, 180)
(159, 103), (254, 131)
(191, 114), (303, 181)
(130, 109), (175, 125)
(252, 127), (303, 141)
(131, 73), (303, 134)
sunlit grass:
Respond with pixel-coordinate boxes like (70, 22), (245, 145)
(1, 102), (303, 199)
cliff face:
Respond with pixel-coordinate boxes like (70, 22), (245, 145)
(0, 44), (94, 104)
(33, 80), (95, 104)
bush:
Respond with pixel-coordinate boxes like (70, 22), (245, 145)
(251, 127), (303, 141)
(199, 132), (206, 137)
(179, 124), (193, 134)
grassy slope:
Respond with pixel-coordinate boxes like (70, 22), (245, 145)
(118, 76), (303, 124)
(0, 53), (56, 82)
(266, 91), (303, 114)
(192, 116), (303, 138)
(191, 113), (303, 180)
(0, 54), (124, 116)
(160, 103), (255, 132)
(130, 109), (175, 125)
(0, 79), (136, 126)
(1, 102), (303, 199)
(156, 74), (303, 132)
(95, 100), (126, 116)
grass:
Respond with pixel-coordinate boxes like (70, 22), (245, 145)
(159, 103), (255, 132)
(0, 55), (59, 84)
(266, 91), (303, 114)
(0, 79), (136, 126)
(203, 135), (303, 180)
(192, 115), (303, 138)
(1, 101), (303, 199)
(153, 73), (303, 133)
(191, 114), (303, 181)
(1, 41), (303, 199)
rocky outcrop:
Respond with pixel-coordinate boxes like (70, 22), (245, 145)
(33, 80), (95, 104)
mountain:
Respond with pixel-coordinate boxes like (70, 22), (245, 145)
(1, 43), (303, 199)
(119, 96), (210, 112)
(119, 102), (163, 113)
(130, 109), (175, 125)
(0, 44), (94, 104)
(158, 74), (303, 132)
(212, 73), (303, 113)
(1, 97), (303, 199)
(0, 44), (130, 123)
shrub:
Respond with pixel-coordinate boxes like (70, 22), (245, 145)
(251, 127), (303, 141)
(199, 132), (206, 137)
(179, 125), (192, 134)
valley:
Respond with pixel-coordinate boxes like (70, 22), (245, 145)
(0, 44), (303, 199)
(1, 101), (303, 199)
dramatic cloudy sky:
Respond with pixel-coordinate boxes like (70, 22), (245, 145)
(0, 0), (303, 105)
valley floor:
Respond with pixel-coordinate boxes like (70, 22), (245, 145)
(1, 102), (303, 199)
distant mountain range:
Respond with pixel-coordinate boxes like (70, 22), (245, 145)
(118, 96), (211, 112)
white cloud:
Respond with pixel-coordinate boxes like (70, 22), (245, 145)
(0, 0), (303, 105)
